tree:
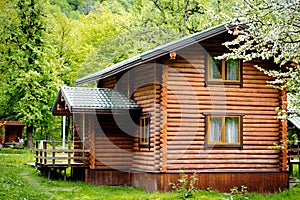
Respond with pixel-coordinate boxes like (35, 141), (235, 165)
(75, 1), (132, 79)
(0, 0), (61, 148)
(131, 0), (239, 35)
(222, 0), (300, 115)
(78, 0), (241, 79)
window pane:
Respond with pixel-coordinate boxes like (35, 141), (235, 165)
(140, 117), (150, 145)
(225, 117), (239, 143)
(210, 57), (222, 79)
(210, 117), (222, 142)
(225, 59), (238, 80)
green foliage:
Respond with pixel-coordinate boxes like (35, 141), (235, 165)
(0, 0), (62, 148)
(223, 185), (248, 200)
(131, 0), (239, 35)
(171, 172), (198, 199)
(223, 0), (300, 114)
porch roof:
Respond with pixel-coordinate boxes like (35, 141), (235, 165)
(52, 86), (141, 116)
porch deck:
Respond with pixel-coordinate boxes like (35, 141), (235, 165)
(34, 140), (89, 180)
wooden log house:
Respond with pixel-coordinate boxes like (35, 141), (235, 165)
(52, 23), (289, 193)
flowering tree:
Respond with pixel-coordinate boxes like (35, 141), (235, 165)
(223, 0), (300, 115)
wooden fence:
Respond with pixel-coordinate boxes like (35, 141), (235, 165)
(35, 140), (89, 168)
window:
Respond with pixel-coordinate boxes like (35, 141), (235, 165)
(206, 55), (242, 87)
(204, 114), (243, 148)
(139, 116), (150, 149)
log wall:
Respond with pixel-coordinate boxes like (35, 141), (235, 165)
(95, 64), (163, 172)
(161, 41), (283, 172)
(93, 114), (134, 171)
(130, 64), (162, 172)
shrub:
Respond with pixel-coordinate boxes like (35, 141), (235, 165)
(170, 172), (198, 199)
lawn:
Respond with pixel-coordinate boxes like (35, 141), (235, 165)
(0, 148), (300, 200)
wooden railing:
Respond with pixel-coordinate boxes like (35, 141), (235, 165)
(288, 140), (300, 173)
(35, 140), (89, 168)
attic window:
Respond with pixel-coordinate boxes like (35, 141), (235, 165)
(205, 55), (243, 87)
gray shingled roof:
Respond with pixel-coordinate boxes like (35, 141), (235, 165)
(56, 86), (141, 113)
(75, 23), (237, 85)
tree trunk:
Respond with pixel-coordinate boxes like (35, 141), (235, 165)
(26, 124), (34, 150)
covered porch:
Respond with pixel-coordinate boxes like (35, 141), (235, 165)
(48, 86), (141, 180)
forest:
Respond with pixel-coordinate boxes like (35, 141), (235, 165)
(0, 0), (299, 148)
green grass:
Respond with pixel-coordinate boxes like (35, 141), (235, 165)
(0, 148), (300, 200)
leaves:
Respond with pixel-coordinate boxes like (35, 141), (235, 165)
(0, 0), (61, 146)
(223, 0), (300, 115)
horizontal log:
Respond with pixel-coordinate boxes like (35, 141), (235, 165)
(168, 159), (279, 164)
(94, 159), (133, 164)
(168, 67), (205, 74)
(167, 141), (204, 145)
(168, 62), (204, 68)
(166, 100), (279, 107)
(94, 149), (133, 153)
(244, 115), (278, 120)
(244, 127), (279, 132)
(243, 123), (279, 128)
(244, 136), (279, 141)
(166, 106), (278, 113)
(243, 79), (270, 85)
(167, 94), (279, 102)
(243, 141), (277, 145)
(242, 146), (274, 150)
(166, 163), (278, 170)
(131, 164), (156, 171)
(94, 161), (132, 166)
(167, 118), (205, 122)
(136, 99), (155, 107)
(95, 137), (132, 142)
(165, 86), (278, 94)
(167, 127), (204, 132)
(243, 132), (279, 137)
(166, 149), (279, 154)
(167, 75), (203, 81)
(244, 119), (279, 123)
(133, 160), (156, 166)
(134, 93), (160, 101)
(243, 83), (274, 89)
(167, 135), (205, 140)
(167, 154), (279, 160)
(167, 81), (205, 87)
(166, 122), (204, 127)
(95, 140), (133, 144)
(243, 74), (275, 81)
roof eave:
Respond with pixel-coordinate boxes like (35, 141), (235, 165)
(75, 23), (236, 85)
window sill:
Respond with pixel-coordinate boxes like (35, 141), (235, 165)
(205, 80), (242, 87)
(139, 144), (150, 151)
(205, 144), (242, 150)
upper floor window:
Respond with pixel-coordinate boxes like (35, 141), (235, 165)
(204, 113), (243, 149)
(206, 55), (243, 87)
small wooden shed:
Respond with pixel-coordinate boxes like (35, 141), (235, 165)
(0, 121), (24, 145)
(52, 23), (289, 193)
